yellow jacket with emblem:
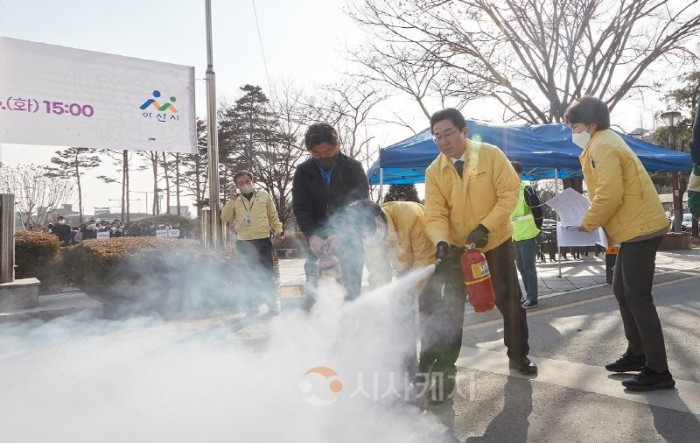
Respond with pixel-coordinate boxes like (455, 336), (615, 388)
(364, 201), (435, 289)
(425, 139), (520, 251)
(580, 129), (667, 245)
(220, 189), (283, 241)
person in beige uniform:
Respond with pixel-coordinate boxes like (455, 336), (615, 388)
(221, 170), (284, 316)
(565, 96), (674, 391)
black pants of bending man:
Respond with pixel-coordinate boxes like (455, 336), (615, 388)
(417, 239), (531, 383)
(236, 238), (279, 315)
(613, 235), (669, 373)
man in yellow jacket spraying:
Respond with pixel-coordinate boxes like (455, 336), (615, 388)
(419, 108), (536, 402)
(348, 200), (435, 378)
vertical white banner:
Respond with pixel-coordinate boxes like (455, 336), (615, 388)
(0, 37), (196, 153)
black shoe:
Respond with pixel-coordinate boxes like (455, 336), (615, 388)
(509, 357), (538, 375)
(605, 352), (645, 373)
(622, 367), (675, 391)
(522, 300), (538, 309)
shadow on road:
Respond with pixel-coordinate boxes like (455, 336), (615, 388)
(463, 376), (533, 442)
(647, 390), (700, 442)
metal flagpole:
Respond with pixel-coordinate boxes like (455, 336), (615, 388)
(555, 169), (562, 278)
(205, 0), (221, 248)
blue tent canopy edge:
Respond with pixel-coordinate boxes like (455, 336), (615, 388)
(368, 120), (691, 184)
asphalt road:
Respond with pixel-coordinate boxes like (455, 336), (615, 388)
(432, 270), (700, 442)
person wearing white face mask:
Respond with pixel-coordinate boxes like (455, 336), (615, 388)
(564, 96), (673, 392)
(221, 170), (284, 316)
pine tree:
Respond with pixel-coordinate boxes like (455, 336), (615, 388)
(218, 85), (281, 200)
(385, 184), (420, 203)
(44, 147), (101, 222)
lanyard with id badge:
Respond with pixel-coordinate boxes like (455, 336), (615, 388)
(242, 193), (256, 226)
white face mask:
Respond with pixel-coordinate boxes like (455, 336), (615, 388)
(239, 184), (254, 195)
(572, 129), (591, 150)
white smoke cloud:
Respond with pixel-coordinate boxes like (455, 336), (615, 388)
(0, 266), (458, 443)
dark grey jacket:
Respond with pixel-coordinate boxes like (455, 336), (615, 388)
(292, 152), (369, 238)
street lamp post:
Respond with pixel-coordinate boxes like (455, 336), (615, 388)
(128, 191), (149, 215)
(661, 111), (683, 233)
(204, 0), (221, 248)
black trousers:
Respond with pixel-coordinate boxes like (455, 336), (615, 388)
(236, 238), (278, 310)
(613, 235), (669, 372)
(418, 239), (530, 374)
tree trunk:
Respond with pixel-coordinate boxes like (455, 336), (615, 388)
(175, 153), (181, 216)
(124, 151), (130, 222)
(121, 151), (127, 222)
(75, 151), (83, 223)
(151, 153), (159, 215)
(162, 152), (171, 215)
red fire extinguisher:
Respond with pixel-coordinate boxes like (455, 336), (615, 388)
(460, 244), (496, 312)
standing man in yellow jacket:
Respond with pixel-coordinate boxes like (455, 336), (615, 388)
(420, 108), (536, 402)
(565, 96), (674, 391)
(221, 170), (284, 316)
(510, 161), (544, 309)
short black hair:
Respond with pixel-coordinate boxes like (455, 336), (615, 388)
(233, 170), (254, 184)
(430, 108), (466, 134)
(563, 96), (610, 130)
(304, 123), (339, 150)
(347, 200), (387, 234)
(510, 160), (523, 174)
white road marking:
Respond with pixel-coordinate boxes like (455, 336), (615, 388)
(456, 346), (700, 415)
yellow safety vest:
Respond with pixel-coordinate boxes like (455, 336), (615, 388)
(511, 181), (540, 241)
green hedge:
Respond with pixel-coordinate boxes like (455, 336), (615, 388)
(63, 237), (245, 318)
(14, 231), (62, 291)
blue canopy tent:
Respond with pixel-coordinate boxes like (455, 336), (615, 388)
(367, 120), (692, 184)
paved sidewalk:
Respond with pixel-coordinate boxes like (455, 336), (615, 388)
(278, 248), (700, 302)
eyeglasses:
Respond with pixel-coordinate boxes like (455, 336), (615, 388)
(432, 129), (458, 143)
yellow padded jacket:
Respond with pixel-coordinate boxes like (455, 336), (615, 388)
(580, 129), (668, 245)
(425, 139), (520, 252)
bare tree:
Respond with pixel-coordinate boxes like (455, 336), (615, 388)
(180, 119), (209, 218)
(261, 83), (310, 226)
(305, 79), (385, 165)
(0, 165), (74, 228)
(350, 44), (475, 124)
(351, 0), (700, 123)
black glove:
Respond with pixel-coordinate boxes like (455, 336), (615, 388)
(435, 241), (449, 265)
(466, 224), (489, 248)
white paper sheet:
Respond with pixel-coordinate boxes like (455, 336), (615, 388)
(556, 224), (608, 247)
(544, 188), (591, 227)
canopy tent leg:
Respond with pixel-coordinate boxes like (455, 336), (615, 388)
(379, 168), (384, 202)
(555, 169), (562, 279)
